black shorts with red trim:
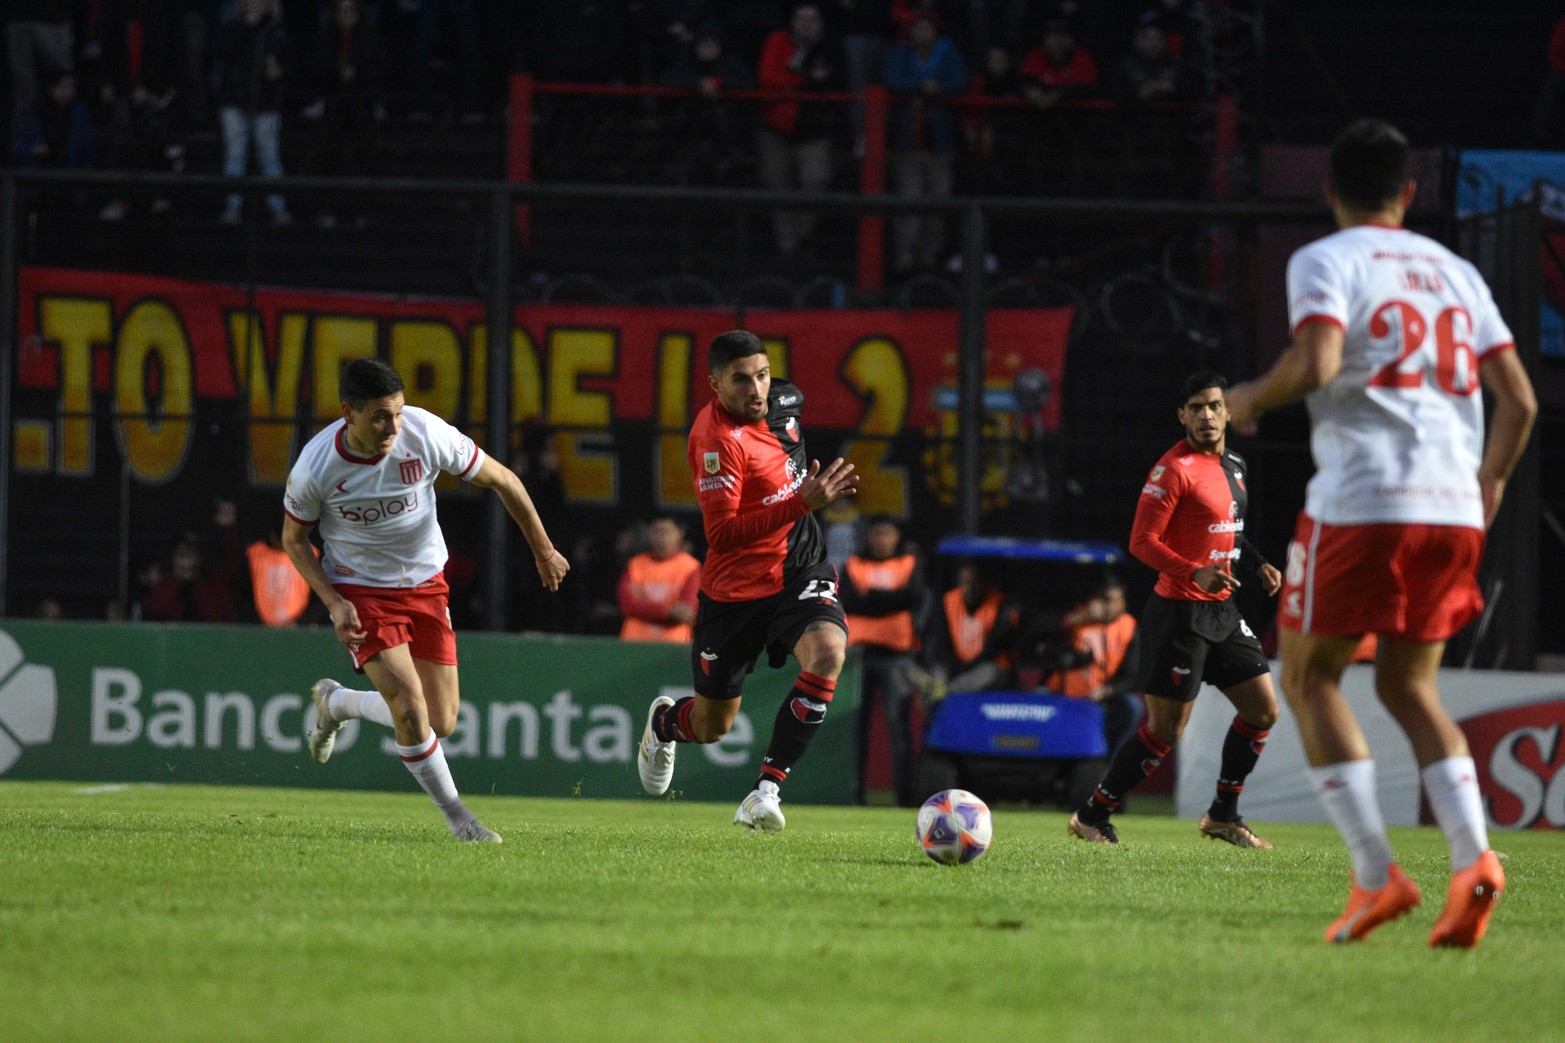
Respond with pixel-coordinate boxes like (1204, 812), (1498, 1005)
(690, 562), (846, 699)
(1138, 593), (1269, 703)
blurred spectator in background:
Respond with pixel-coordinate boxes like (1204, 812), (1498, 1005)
(842, 517), (928, 806)
(908, 559), (1024, 704)
(11, 68), (95, 169)
(617, 516), (702, 643)
(1041, 575), (1143, 756)
(5, 0), (78, 126)
(631, 0), (711, 86)
(883, 10), (967, 274)
(524, 0), (629, 85)
(756, 2), (846, 262)
(1108, 21), (1197, 105)
(213, 0), (294, 225)
(659, 19), (754, 172)
(1134, 0), (1212, 96)
(146, 496), (247, 625)
(35, 597), (64, 620)
(963, 43), (1026, 195)
(246, 524), (321, 627)
(1020, 16), (1099, 111)
(827, 0), (894, 154)
(1533, 11), (1565, 145)
(303, 0), (386, 224)
(410, 0), (482, 121)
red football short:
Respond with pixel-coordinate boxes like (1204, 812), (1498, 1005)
(334, 572), (457, 670)
(1277, 514), (1484, 642)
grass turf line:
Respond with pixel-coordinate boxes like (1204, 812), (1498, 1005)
(2, 781), (1561, 1043)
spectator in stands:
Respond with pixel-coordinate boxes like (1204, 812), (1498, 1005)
(213, 0), (295, 226)
(617, 516), (702, 643)
(4, 1), (78, 126)
(1532, 11), (1565, 144)
(883, 10), (968, 273)
(908, 559), (1024, 704)
(11, 68), (95, 170)
(631, 0), (712, 86)
(142, 498), (245, 620)
(1041, 575), (1143, 756)
(410, 0), (483, 121)
(756, 3), (847, 262)
(304, 0), (386, 223)
(245, 524), (322, 627)
(963, 43), (1027, 195)
(826, 0), (895, 154)
(1019, 16), (1099, 111)
(1107, 21), (1198, 105)
(659, 20), (754, 169)
(1134, 0), (1212, 96)
(841, 516), (928, 806)
(523, 0), (629, 85)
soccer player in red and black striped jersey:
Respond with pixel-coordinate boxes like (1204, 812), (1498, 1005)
(637, 330), (859, 830)
(1067, 371), (1283, 846)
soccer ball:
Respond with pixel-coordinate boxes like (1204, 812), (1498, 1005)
(916, 789), (993, 865)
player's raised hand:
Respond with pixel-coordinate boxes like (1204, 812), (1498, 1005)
(535, 547), (571, 591)
(798, 457), (859, 510)
(1192, 564), (1239, 594)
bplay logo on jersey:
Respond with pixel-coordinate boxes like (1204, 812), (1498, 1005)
(0, 629), (58, 775)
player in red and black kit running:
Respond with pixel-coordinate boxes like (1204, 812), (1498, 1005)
(1068, 370), (1283, 846)
(637, 330), (858, 830)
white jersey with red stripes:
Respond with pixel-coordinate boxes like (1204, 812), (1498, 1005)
(283, 405), (484, 588)
(1287, 224), (1515, 528)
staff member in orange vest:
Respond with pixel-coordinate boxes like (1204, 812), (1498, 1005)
(617, 516), (702, 643)
(913, 559), (1024, 701)
(246, 525), (323, 627)
(1044, 575), (1143, 756)
(841, 516), (928, 805)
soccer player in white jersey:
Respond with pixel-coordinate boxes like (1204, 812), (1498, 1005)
(281, 358), (570, 842)
(1226, 119), (1537, 948)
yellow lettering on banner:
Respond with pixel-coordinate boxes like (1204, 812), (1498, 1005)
(656, 333), (696, 507)
(547, 328), (617, 504)
(310, 316), (377, 427)
(837, 336), (909, 517)
(465, 325), (543, 443)
(40, 296), (111, 475)
(115, 300), (193, 482)
(391, 320), (463, 419)
(760, 337), (789, 380)
(229, 310), (307, 484)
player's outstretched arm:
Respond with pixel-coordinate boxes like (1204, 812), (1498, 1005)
(796, 457), (859, 511)
(1476, 347), (1539, 528)
(1226, 321), (1344, 433)
(470, 455), (570, 590)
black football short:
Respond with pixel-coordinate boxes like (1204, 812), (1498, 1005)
(1137, 593), (1270, 702)
(690, 562), (847, 699)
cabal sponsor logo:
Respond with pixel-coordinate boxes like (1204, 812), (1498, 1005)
(0, 629), (58, 775)
(1448, 699), (1565, 830)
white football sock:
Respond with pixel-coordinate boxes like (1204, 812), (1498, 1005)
(328, 685), (395, 729)
(1308, 759), (1395, 889)
(1421, 756), (1489, 871)
(396, 732), (474, 831)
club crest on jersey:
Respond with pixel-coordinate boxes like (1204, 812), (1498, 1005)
(399, 458), (424, 484)
(782, 416), (798, 441)
(703, 452), (721, 474)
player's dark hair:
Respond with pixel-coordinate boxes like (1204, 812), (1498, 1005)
(1180, 369), (1228, 403)
(1328, 118), (1411, 211)
(340, 357), (404, 406)
(708, 329), (767, 372)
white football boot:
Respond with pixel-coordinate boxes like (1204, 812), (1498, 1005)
(452, 817), (503, 843)
(638, 695), (677, 796)
(307, 678), (345, 764)
(734, 781), (786, 831)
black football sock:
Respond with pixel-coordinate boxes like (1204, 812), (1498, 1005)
(653, 696), (697, 743)
(755, 671), (835, 790)
(1077, 723), (1173, 821)
(1209, 715), (1271, 821)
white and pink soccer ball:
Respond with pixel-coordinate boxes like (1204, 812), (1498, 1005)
(916, 789), (993, 865)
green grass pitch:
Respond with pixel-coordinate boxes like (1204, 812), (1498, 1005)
(3, 780), (1562, 1042)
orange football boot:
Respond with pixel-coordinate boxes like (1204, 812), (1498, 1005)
(1428, 850), (1504, 949)
(1325, 862), (1422, 943)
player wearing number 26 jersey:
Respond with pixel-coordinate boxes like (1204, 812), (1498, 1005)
(1227, 119), (1537, 949)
